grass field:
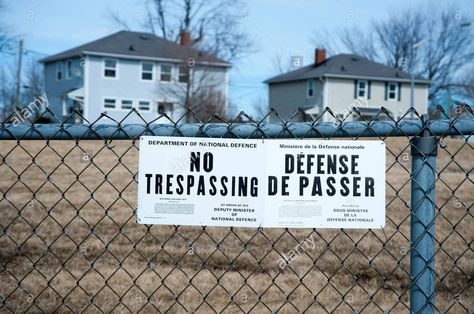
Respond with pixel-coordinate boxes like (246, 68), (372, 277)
(0, 136), (473, 313)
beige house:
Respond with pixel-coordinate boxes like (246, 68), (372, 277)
(264, 49), (430, 122)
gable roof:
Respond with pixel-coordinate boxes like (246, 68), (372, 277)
(264, 54), (430, 84)
(39, 30), (231, 66)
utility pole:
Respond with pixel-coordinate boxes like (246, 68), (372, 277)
(15, 39), (23, 111)
(410, 43), (415, 120)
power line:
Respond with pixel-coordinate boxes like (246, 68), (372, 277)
(0, 41), (49, 57)
(0, 50), (16, 56)
(25, 49), (48, 56)
(231, 88), (265, 99)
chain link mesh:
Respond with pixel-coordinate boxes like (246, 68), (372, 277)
(0, 106), (473, 313)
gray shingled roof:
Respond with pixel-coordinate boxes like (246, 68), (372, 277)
(264, 54), (429, 84)
(39, 30), (230, 66)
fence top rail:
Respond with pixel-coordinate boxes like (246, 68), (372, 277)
(0, 119), (472, 141)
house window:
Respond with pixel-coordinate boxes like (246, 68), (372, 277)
(178, 66), (190, 83)
(65, 60), (72, 79)
(307, 80), (314, 98)
(103, 98), (117, 109)
(121, 99), (133, 110)
(388, 82), (398, 100)
(158, 102), (173, 115)
(357, 80), (368, 98)
(56, 62), (64, 80)
(138, 100), (151, 111)
(141, 62), (153, 80)
(104, 59), (117, 78)
(160, 64), (172, 81)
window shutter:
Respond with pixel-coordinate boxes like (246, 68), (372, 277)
(354, 80), (358, 98)
(368, 81), (371, 99)
(398, 82), (402, 101)
(384, 82), (388, 100)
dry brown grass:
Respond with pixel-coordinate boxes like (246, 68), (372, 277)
(0, 137), (473, 313)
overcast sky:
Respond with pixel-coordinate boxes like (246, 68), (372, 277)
(3, 0), (474, 116)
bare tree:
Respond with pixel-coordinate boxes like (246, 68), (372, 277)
(23, 59), (44, 103)
(311, 29), (342, 58)
(0, 0), (15, 120)
(271, 52), (295, 75)
(188, 87), (227, 121)
(454, 64), (474, 99)
(420, 9), (474, 98)
(370, 8), (425, 68)
(311, 4), (474, 100)
(312, 27), (379, 62)
(182, 66), (227, 122)
(110, 0), (253, 62)
(0, 66), (15, 119)
(251, 95), (268, 121)
(0, 0), (12, 52)
(158, 63), (227, 122)
(109, 0), (254, 120)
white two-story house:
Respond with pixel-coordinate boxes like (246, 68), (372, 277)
(40, 30), (231, 123)
(264, 49), (430, 122)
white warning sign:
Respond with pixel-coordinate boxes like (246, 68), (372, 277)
(137, 136), (385, 228)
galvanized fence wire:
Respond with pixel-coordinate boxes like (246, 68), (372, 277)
(0, 106), (472, 313)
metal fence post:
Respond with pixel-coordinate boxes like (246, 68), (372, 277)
(410, 126), (438, 314)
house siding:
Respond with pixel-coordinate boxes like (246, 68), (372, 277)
(268, 79), (323, 122)
(43, 58), (84, 118)
(87, 56), (171, 123)
(45, 55), (228, 124)
(86, 56), (228, 123)
(326, 77), (428, 118)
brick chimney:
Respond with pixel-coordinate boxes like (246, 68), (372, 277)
(315, 48), (326, 65)
(180, 31), (191, 46)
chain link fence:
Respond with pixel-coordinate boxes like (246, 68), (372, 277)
(0, 106), (473, 313)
